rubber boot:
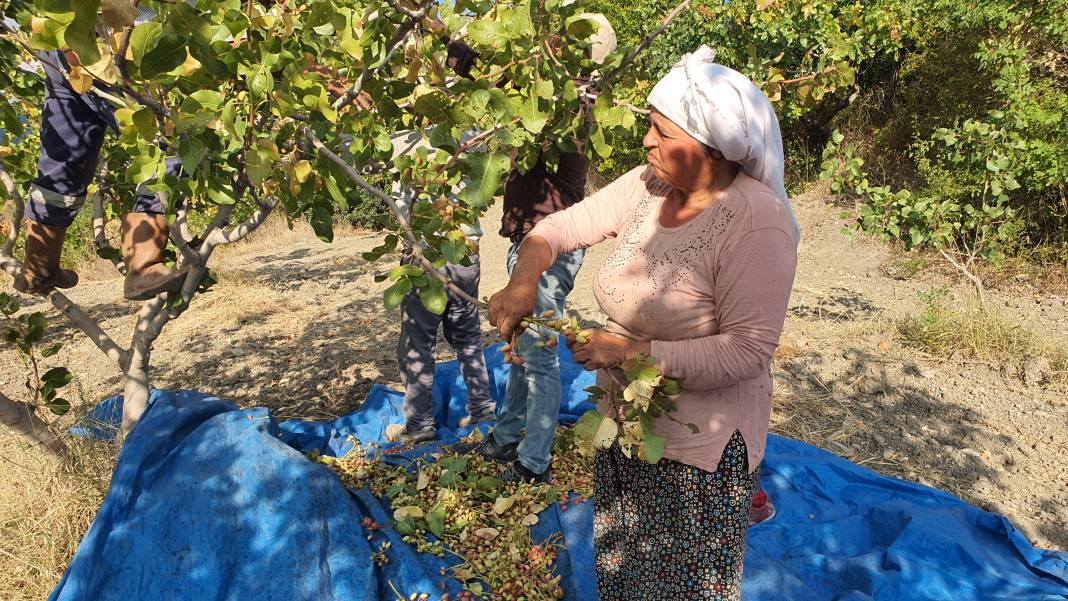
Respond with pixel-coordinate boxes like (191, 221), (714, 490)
(12, 221), (79, 295)
(121, 213), (188, 301)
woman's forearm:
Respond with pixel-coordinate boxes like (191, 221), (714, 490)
(509, 235), (555, 291)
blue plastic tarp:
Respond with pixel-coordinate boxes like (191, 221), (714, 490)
(53, 343), (1068, 601)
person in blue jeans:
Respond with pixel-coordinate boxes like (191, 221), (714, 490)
(453, 16), (617, 483)
(12, 49), (187, 300)
(457, 153), (591, 484)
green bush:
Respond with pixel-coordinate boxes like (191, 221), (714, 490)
(825, 0), (1068, 264)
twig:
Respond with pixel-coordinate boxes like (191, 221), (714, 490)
(593, 0), (692, 88)
(332, 9), (426, 111)
(90, 164), (127, 274)
(475, 54), (539, 82)
(0, 391), (68, 460)
(0, 167), (24, 259)
(305, 129), (484, 307)
(443, 117), (521, 169)
(384, 0), (426, 19)
(939, 248), (986, 305)
(777, 73), (819, 86)
(156, 191), (198, 266)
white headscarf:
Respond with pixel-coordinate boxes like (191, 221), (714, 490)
(647, 45), (798, 232)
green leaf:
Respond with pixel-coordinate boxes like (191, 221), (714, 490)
(429, 125), (458, 153)
(466, 20), (505, 49)
(383, 279), (412, 309)
(441, 238), (466, 264)
(476, 476), (502, 491)
(592, 414), (618, 449)
(40, 343), (63, 358)
(64, 0), (102, 66)
(394, 518), (415, 535)
(248, 65), (274, 100)
(389, 264), (423, 281)
(41, 367), (72, 388)
(208, 184), (237, 206)
(574, 410), (605, 443)
(565, 13), (599, 38)
(309, 199), (334, 243)
(132, 108), (158, 140)
(130, 21), (163, 68)
(178, 136), (207, 174)
(413, 91), (452, 123)
(459, 152), (510, 208)
(519, 94), (549, 134)
(419, 279), (447, 315)
(26, 313), (46, 344)
(436, 470), (462, 487)
(47, 398), (71, 416)
(427, 503), (447, 538)
(141, 34), (188, 79)
(640, 433), (665, 463)
(439, 456), (468, 473)
(535, 77), (554, 100)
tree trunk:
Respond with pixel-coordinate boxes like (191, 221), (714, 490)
(0, 392), (67, 460)
(120, 358), (151, 434)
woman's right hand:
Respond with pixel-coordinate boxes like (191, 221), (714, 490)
(488, 282), (537, 340)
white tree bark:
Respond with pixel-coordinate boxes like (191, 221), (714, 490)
(3, 163), (278, 436)
(0, 390), (67, 460)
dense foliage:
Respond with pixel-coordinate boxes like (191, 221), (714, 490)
(1, 0), (640, 308)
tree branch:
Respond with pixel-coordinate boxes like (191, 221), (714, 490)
(0, 166), (25, 261)
(0, 166), (128, 365)
(213, 197), (280, 245)
(158, 192), (199, 266)
(304, 129), (484, 307)
(332, 10), (425, 111)
(0, 391), (67, 460)
(90, 164), (127, 274)
(594, 0), (692, 88)
(385, 0), (427, 19)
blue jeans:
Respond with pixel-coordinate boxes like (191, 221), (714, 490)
(494, 242), (585, 474)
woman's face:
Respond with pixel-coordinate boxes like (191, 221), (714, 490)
(642, 109), (710, 190)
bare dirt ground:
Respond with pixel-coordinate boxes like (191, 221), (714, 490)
(2, 185), (1066, 597)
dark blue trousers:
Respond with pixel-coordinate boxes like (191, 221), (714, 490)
(26, 50), (180, 227)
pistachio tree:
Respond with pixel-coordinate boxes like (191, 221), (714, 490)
(0, 0), (684, 436)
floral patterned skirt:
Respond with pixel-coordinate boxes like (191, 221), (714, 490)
(593, 431), (759, 601)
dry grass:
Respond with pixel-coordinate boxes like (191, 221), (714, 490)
(0, 434), (116, 601)
(898, 289), (1068, 385)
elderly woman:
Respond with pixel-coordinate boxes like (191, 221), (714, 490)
(487, 46), (799, 599)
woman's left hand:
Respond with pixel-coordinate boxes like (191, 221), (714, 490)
(566, 329), (648, 371)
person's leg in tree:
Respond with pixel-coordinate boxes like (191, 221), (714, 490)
(441, 256), (495, 427)
(15, 50), (187, 299)
(500, 247), (585, 483)
(121, 156), (189, 300)
(392, 257), (445, 444)
(15, 51), (109, 294)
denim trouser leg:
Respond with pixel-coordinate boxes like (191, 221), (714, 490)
(27, 50), (181, 227)
(397, 257), (490, 429)
(441, 259), (493, 416)
(494, 243), (585, 474)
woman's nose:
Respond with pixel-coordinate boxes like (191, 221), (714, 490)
(642, 128), (656, 149)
